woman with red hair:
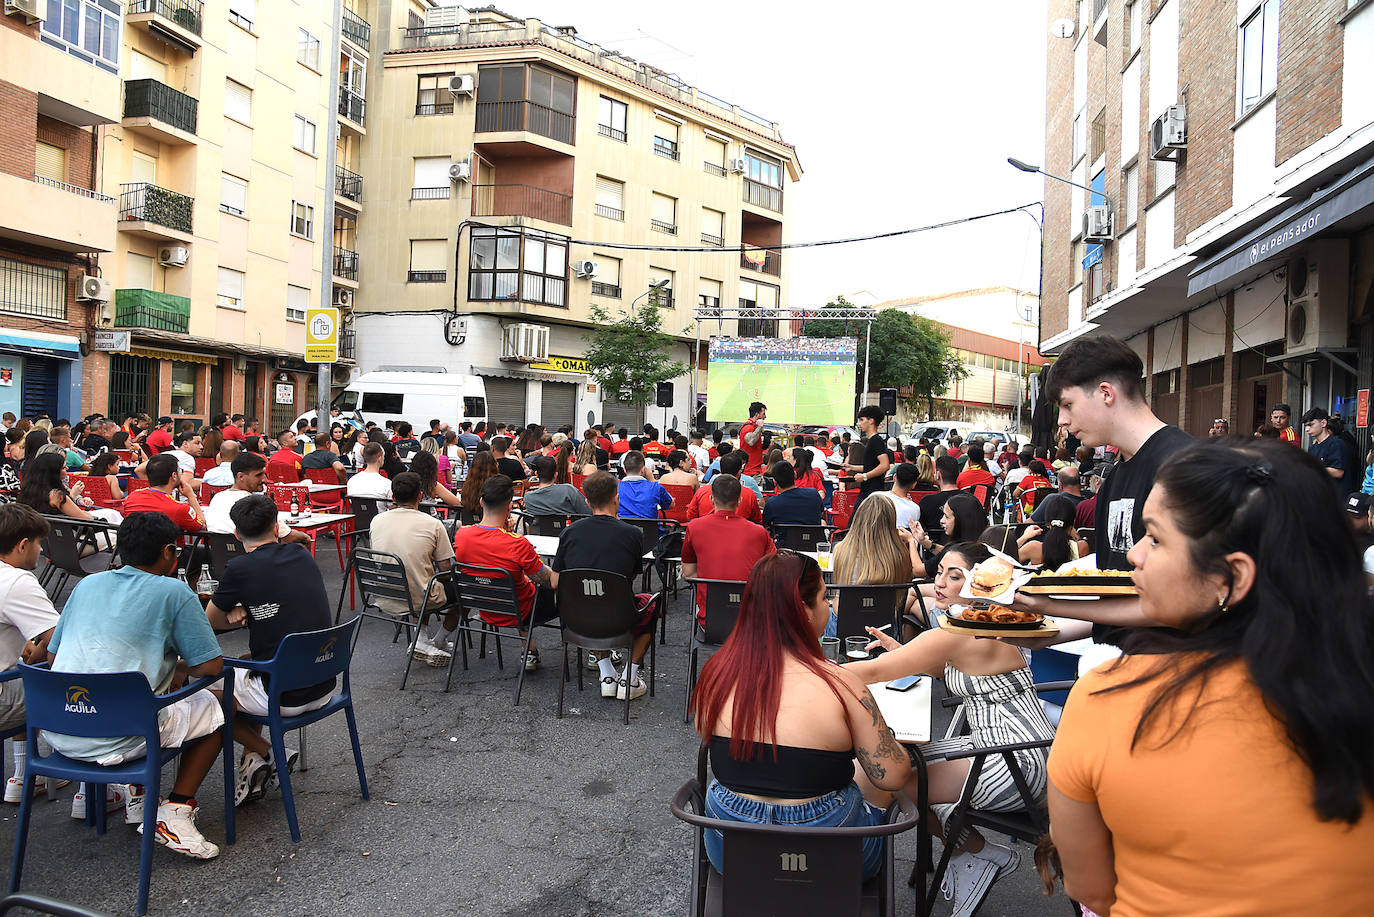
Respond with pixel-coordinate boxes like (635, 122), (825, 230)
(690, 551), (911, 878)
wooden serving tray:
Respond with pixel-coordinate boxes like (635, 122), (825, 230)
(938, 616), (1060, 639)
(1019, 581), (1137, 597)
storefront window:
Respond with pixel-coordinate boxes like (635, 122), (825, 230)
(170, 362), (198, 416)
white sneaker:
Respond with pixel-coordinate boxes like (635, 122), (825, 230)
(124, 784), (145, 825)
(263, 748), (300, 797)
(523, 650), (540, 672)
(940, 851), (998, 917)
(414, 635), (452, 667)
(140, 800), (219, 860)
(616, 673), (648, 701)
(71, 783), (128, 820)
(600, 675), (619, 698)
(4, 775), (69, 804)
(976, 842), (1021, 880)
(234, 751), (271, 806)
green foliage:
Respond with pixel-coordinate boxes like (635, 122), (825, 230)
(583, 300), (686, 406)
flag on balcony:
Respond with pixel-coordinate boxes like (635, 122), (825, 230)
(742, 247), (768, 267)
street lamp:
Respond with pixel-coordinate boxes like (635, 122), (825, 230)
(1008, 157), (1112, 210)
(631, 278), (671, 311)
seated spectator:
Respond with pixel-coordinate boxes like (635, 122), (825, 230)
(1048, 441), (1374, 916)
(912, 492), (988, 578)
(267, 430), (302, 473)
(89, 452), (126, 501)
(18, 452), (122, 526)
(203, 440), (240, 488)
(956, 447), (997, 492)
(681, 475), (776, 626)
(409, 450), (462, 509)
(123, 454), (204, 534)
(551, 471), (661, 701)
(204, 452), (309, 545)
(1030, 465), (1083, 524)
(301, 432), (346, 483)
(790, 447), (826, 498)
(490, 435), (528, 482)
(853, 541), (1053, 910)
(658, 449), (701, 489)
(44, 513), (230, 859)
(1017, 496), (1087, 569)
(702, 441), (733, 482)
(391, 422), (421, 456)
(164, 431), (205, 489)
(690, 551), (910, 880)
(346, 443), (392, 500)
(452, 475), (558, 671)
(205, 494), (333, 804)
(49, 426), (87, 472)
(143, 416), (174, 455)
(918, 455), (962, 528)
(1014, 460), (1053, 518)
(420, 436), (454, 486)
(832, 494), (920, 631)
(687, 452), (763, 524)
(574, 437), (602, 476)
(873, 462), (923, 529)
(523, 455), (591, 518)
(616, 451), (672, 521)
(761, 461), (824, 528)
(609, 429), (631, 455)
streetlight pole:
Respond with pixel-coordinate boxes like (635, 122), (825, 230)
(1007, 157), (1112, 208)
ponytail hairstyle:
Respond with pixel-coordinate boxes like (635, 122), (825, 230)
(1038, 496), (1077, 572)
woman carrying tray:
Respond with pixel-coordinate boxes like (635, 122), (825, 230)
(848, 541), (1055, 916)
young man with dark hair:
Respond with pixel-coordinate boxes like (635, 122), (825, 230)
(687, 451), (763, 523)
(392, 422), (421, 455)
(422, 419), (443, 443)
(846, 405), (891, 506)
(916, 455), (962, 539)
(1302, 407), (1356, 495)
(681, 474), (775, 626)
(552, 470), (661, 700)
(44, 512), (228, 859)
(609, 428), (631, 456)
(702, 441), (733, 482)
(164, 430), (204, 489)
(221, 414), (245, 442)
(452, 475), (559, 670)
(346, 442), (391, 499)
(205, 494), (333, 804)
(1271, 402), (1298, 445)
(457, 421), (481, 450)
(874, 461), (922, 529)
(523, 455), (591, 517)
(301, 432), (346, 483)
(143, 416), (174, 455)
(268, 430), (302, 472)
(761, 460), (824, 527)
(490, 435), (527, 481)
(204, 452), (309, 545)
(738, 402), (767, 476)
(123, 453), (205, 535)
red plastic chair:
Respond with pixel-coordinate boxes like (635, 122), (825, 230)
(570, 473), (586, 493)
(193, 456), (217, 478)
(125, 477), (151, 493)
(80, 474), (124, 511)
(265, 462), (301, 484)
(663, 483), (697, 523)
(114, 449), (136, 463)
(200, 482), (227, 503)
(303, 468), (344, 509)
(829, 489), (860, 530)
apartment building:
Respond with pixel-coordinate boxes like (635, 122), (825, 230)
(349, 3), (801, 433)
(1037, 0), (1374, 443)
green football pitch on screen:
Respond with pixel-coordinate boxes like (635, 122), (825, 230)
(707, 361), (856, 426)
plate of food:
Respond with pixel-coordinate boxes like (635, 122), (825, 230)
(1018, 565), (1137, 597)
(939, 604), (1060, 637)
(957, 554), (1034, 606)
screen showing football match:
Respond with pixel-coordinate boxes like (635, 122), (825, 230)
(707, 336), (858, 426)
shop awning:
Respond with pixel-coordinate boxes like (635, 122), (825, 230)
(0, 329), (81, 360)
(1187, 156), (1374, 297)
(474, 364), (587, 385)
(127, 346), (218, 365)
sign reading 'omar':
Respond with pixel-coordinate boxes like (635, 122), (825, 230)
(527, 354), (590, 375)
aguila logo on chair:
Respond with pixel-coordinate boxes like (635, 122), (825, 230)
(65, 686), (97, 714)
(315, 637), (338, 664)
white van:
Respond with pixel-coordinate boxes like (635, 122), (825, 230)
(295, 370), (487, 431)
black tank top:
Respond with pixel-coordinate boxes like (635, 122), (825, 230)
(709, 736), (855, 799)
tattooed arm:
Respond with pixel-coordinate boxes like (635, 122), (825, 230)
(837, 670), (911, 791)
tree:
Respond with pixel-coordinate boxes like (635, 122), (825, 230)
(583, 298), (686, 406)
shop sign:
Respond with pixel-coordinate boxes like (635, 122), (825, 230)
(92, 330), (131, 352)
(527, 354), (590, 375)
(275, 383), (295, 405)
(1358, 389), (1369, 428)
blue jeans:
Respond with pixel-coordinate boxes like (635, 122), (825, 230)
(703, 779), (887, 880)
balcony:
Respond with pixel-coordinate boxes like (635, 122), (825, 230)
(338, 88), (365, 130)
(1, 26), (121, 125)
(407, 270), (446, 284)
(740, 248), (781, 276)
(334, 248), (359, 282)
(340, 328), (356, 360)
(341, 7), (370, 51)
(653, 138), (680, 161)
(1088, 107), (1107, 165)
(122, 79), (198, 144)
(415, 101), (454, 116)
(334, 165), (362, 207)
(743, 178), (783, 213)
(411, 186), (450, 201)
(590, 281), (620, 298)
(471, 184), (572, 226)
(594, 203), (623, 221)
(125, 0), (203, 54)
(475, 101), (573, 146)
(701, 233), (724, 247)
(0, 172), (116, 253)
(703, 161), (726, 176)
(114, 288), (190, 333)
(650, 219), (677, 236)
(118, 182), (194, 243)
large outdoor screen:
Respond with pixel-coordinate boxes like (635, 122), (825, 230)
(707, 336), (857, 426)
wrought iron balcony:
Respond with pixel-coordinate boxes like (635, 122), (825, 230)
(126, 0), (203, 38)
(123, 79), (198, 136)
(740, 248), (781, 276)
(341, 7), (370, 50)
(334, 248), (359, 281)
(471, 184), (573, 226)
(335, 165), (362, 202)
(114, 288), (191, 333)
(590, 281), (621, 299)
(338, 87), (365, 127)
(118, 182), (193, 234)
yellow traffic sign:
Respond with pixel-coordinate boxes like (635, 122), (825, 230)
(305, 307), (339, 363)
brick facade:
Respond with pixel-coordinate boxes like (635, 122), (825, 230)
(0, 80), (38, 182)
(1275, 0), (1345, 166)
(36, 115), (97, 191)
(1041, 0), (1076, 341)
(1176, 0), (1236, 240)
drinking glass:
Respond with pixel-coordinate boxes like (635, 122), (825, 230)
(820, 636), (841, 663)
(844, 636), (870, 662)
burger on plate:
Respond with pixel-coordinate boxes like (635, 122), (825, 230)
(970, 557), (1015, 598)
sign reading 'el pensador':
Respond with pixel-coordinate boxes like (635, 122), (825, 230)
(305, 308), (339, 363)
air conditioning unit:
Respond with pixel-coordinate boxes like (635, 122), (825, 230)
(500, 322), (550, 363)
(4, 0), (44, 24)
(449, 158), (472, 183)
(77, 275), (112, 302)
(448, 74), (475, 97)
(425, 4), (464, 28)
(158, 245), (189, 267)
(1150, 103), (1187, 161)
(574, 260), (598, 278)
(1083, 205), (1114, 244)
(332, 364), (353, 384)
(333, 288), (354, 308)
(1285, 241), (1350, 356)
(728, 158), (747, 174)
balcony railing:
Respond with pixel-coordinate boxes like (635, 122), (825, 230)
(410, 186), (450, 201)
(114, 288), (190, 333)
(340, 328), (356, 360)
(334, 248), (359, 281)
(118, 182), (193, 233)
(341, 6), (370, 50)
(590, 281), (620, 298)
(471, 184), (573, 226)
(703, 161), (726, 176)
(126, 0), (203, 37)
(598, 124), (626, 142)
(123, 79), (198, 135)
(743, 178), (783, 213)
(475, 100), (573, 145)
(653, 138), (680, 161)
(415, 101), (454, 116)
(650, 219), (677, 235)
(401, 24), (465, 49)
(700, 232), (724, 247)
(408, 270), (446, 283)
(1089, 107), (1107, 164)
(594, 203), (623, 221)
(335, 164), (362, 202)
(34, 174), (115, 203)
(740, 248), (781, 276)
(338, 87), (365, 126)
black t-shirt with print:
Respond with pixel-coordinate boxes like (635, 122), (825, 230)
(212, 541), (336, 706)
(552, 514), (644, 583)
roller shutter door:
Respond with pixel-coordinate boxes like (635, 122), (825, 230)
(20, 358), (59, 420)
(482, 377), (526, 429)
(601, 396), (642, 433)
(539, 381), (576, 429)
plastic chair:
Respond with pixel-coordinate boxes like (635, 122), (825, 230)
(124, 477), (150, 494)
(554, 570), (660, 725)
(8, 665), (235, 916)
(960, 483), (993, 513)
(37, 519), (116, 598)
(770, 523), (834, 552)
(303, 468), (344, 509)
(224, 618), (368, 842)
(829, 489), (860, 530)
(449, 564), (557, 705)
(113, 450), (136, 464)
(265, 463), (300, 484)
(681, 578), (747, 723)
(570, 473), (586, 493)
(662, 483), (697, 523)
(193, 456), (217, 478)
(77, 475), (123, 512)
(828, 583), (910, 642)
(198, 482), (227, 504)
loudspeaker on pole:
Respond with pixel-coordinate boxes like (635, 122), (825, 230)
(656, 382), (674, 408)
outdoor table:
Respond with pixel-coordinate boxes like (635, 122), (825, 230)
(278, 510), (354, 535)
(303, 481), (346, 494)
(866, 677), (931, 745)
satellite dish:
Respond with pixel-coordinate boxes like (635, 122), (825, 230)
(1050, 17), (1075, 39)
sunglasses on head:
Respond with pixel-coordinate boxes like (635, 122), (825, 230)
(777, 548), (821, 580)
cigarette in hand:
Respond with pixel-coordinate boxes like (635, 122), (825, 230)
(871, 624), (892, 633)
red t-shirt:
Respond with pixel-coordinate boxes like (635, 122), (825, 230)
(1018, 473), (1052, 515)
(122, 486), (201, 533)
(268, 448), (302, 470)
(738, 421), (765, 476)
(596, 436), (612, 452)
(796, 468), (825, 496)
(685, 484), (762, 524)
(1280, 426), (1299, 444)
(708, 447), (720, 461)
(453, 525), (544, 625)
(221, 424), (244, 442)
(956, 467), (996, 491)
(643, 441), (671, 457)
(609, 440), (630, 455)
(145, 428), (173, 455)
(946, 447), (963, 461)
(681, 513), (775, 624)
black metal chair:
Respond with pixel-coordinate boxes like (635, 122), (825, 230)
(769, 523), (834, 552)
(554, 569), (660, 725)
(619, 516), (681, 590)
(448, 564), (558, 705)
(333, 547), (423, 686)
(201, 531), (246, 580)
(681, 578), (747, 723)
(37, 518), (116, 599)
(0, 893), (110, 917)
(515, 511), (586, 537)
(828, 582), (910, 642)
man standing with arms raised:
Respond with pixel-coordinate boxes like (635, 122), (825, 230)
(737, 402), (766, 477)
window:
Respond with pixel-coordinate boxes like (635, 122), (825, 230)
(1125, 0), (1141, 57)
(416, 73), (455, 115)
(598, 96), (627, 141)
(1154, 158), (1175, 197)
(1072, 106), (1086, 163)
(408, 239), (448, 283)
(704, 136), (727, 175)
(699, 278), (722, 314)
(1071, 240), (1084, 288)
(297, 28), (320, 69)
(1239, 0), (1280, 115)
(361, 391), (404, 414)
(468, 226), (568, 307)
(42, 0), (119, 71)
(220, 174), (247, 217)
(169, 363), (198, 415)
(286, 284), (309, 322)
(475, 64), (575, 143)
(1123, 163), (1138, 226)
(293, 115), (317, 155)
(290, 200), (314, 239)
(217, 267), (245, 309)
(594, 176), (624, 220)
(340, 48), (365, 95)
(0, 256), (65, 320)
(35, 141), (66, 183)
(591, 256), (621, 298)
(737, 279), (779, 337)
(126, 252), (154, 289)
(229, 0), (255, 31)
(651, 192), (677, 235)
(411, 156), (451, 199)
(225, 80), (252, 124)
(743, 151), (783, 211)
(701, 208), (725, 246)
(653, 117), (680, 161)
(647, 267), (675, 308)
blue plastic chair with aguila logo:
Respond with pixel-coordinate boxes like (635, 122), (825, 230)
(8, 665), (236, 916)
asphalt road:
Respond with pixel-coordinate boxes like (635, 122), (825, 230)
(1, 548), (1075, 917)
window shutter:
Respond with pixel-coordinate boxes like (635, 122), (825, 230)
(595, 177), (623, 209)
(410, 239), (447, 271)
(412, 156), (451, 188)
(598, 257), (621, 286)
(221, 174), (247, 213)
(703, 208), (724, 237)
(651, 193), (675, 224)
(34, 142), (66, 182)
(226, 80), (252, 123)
